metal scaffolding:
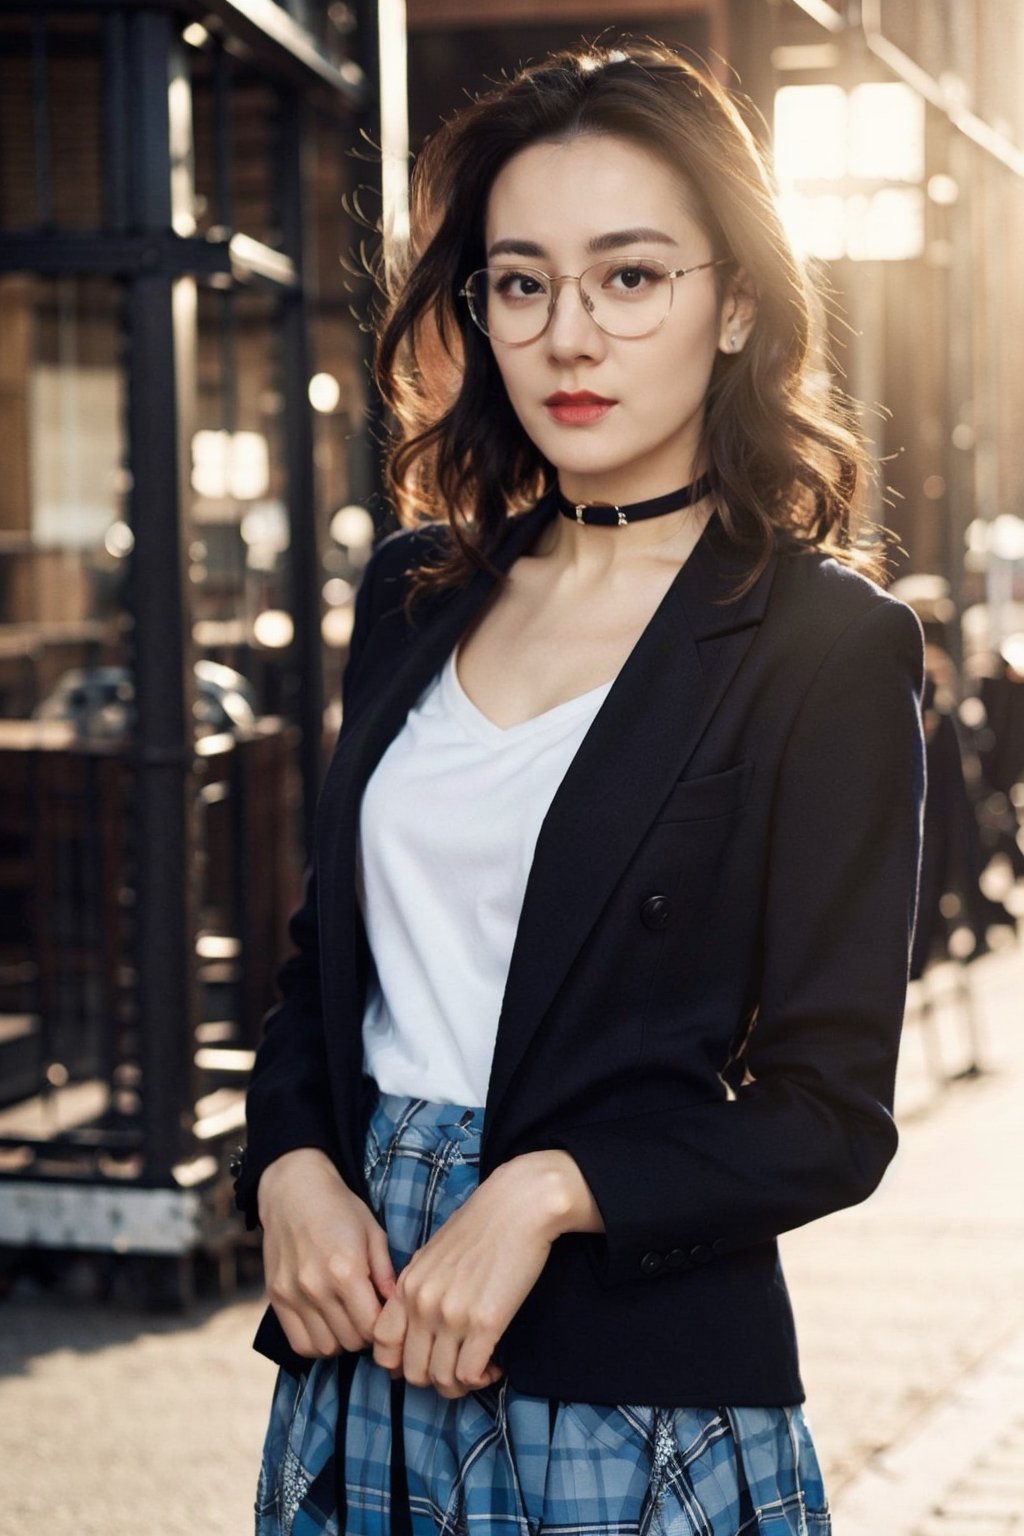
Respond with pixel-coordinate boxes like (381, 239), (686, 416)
(0, 0), (384, 1299)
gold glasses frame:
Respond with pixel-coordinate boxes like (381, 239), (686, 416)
(459, 257), (731, 345)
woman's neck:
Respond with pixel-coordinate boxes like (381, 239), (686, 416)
(535, 496), (715, 575)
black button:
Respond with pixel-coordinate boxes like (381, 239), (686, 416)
(711, 1238), (729, 1257)
(229, 1145), (246, 1180)
(639, 1250), (664, 1276)
(665, 1248), (688, 1270)
(689, 1243), (714, 1266)
(640, 895), (671, 931)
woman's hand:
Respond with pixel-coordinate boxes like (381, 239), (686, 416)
(258, 1147), (397, 1359)
(371, 1150), (602, 1398)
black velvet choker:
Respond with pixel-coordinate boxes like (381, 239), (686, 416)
(556, 474), (713, 528)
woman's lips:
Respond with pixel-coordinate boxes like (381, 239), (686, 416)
(544, 393), (617, 426)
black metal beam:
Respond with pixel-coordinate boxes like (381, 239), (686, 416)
(212, 34), (234, 230)
(0, 231), (297, 288)
(102, 11), (131, 230)
(30, 11), (54, 228)
(1, 1), (161, 6)
(0, 1133), (143, 1154)
(124, 11), (198, 1187)
(213, 37), (239, 434)
(277, 87), (323, 857)
(6, 0), (368, 109)
(0, 232), (229, 276)
(351, 0), (392, 535)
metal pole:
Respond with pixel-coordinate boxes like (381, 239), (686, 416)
(277, 90), (323, 856)
(102, 9), (130, 232)
(30, 10), (54, 230)
(125, 11), (199, 1186)
(352, 0), (401, 534)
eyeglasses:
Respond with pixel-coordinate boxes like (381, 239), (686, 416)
(459, 256), (730, 345)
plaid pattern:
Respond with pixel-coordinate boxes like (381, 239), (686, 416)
(255, 1094), (831, 1536)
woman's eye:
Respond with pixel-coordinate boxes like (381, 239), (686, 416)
(606, 263), (661, 294)
(493, 270), (546, 302)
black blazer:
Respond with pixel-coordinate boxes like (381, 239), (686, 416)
(237, 496), (926, 1407)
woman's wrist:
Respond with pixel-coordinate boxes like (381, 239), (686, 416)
(501, 1149), (605, 1240)
(257, 1146), (343, 1220)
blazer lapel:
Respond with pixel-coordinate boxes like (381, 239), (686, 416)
(314, 496), (559, 1088)
(484, 516), (778, 1133)
(321, 494), (558, 832)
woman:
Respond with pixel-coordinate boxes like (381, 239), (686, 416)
(236, 41), (925, 1536)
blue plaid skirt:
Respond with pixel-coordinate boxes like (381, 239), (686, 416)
(255, 1093), (831, 1536)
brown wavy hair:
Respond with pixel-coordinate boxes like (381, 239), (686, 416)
(375, 40), (883, 600)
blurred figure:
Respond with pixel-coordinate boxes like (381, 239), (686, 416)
(974, 636), (1024, 883)
(889, 576), (1017, 982)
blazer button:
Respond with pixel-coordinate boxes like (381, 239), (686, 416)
(639, 1251), (664, 1276)
(665, 1248), (688, 1270)
(640, 895), (671, 931)
(689, 1243), (714, 1266)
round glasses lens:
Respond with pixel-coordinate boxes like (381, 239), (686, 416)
(470, 267), (552, 343)
(579, 258), (673, 338)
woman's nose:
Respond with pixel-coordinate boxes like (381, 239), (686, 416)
(545, 277), (605, 358)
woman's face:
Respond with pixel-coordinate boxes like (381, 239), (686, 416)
(482, 133), (749, 506)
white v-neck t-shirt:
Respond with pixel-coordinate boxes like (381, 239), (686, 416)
(357, 647), (613, 1107)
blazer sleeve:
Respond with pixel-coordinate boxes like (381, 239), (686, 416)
(551, 596), (926, 1285)
(232, 543), (386, 1228)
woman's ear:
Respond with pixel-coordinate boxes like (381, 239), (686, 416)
(717, 269), (758, 355)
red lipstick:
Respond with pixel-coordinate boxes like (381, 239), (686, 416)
(544, 390), (617, 426)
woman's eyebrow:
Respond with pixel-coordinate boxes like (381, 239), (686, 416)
(589, 227), (679, 253)
(486, 227), (679, 259)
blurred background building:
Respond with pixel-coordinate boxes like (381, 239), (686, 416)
(0, 0), (1021, 1299)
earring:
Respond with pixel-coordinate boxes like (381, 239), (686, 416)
(730, 333), (740, 351)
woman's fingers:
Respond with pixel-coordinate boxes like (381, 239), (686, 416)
(395, 1270), (447, 1387)
(400, 1331), (433, 1389)
(273, 1299), (342, 1359)
(372, 1290), (408, 1373)
(258, 1152), (400, 1359)
(272, 1266), (368, 1355)
(324, 1249), (391, 1343)
(381, 1262), (506, 1395)
(425, 1333), (465, 1398)
(366, 1220), (398, 1302)
(262, 1151), (564, 1376)
(371, 1274), (501, 1396)
(455, 1338), (503, 1391)
(367, 1162), (556, 1389)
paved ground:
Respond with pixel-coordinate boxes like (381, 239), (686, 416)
(787, 938), (1024, 1532)
(0, 938), (1021, 1535)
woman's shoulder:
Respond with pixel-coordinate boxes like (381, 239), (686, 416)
(770, 542), (924, 676)
(361, 503), (546, 621)
(776, 540), (917, 625)
(353, 519), (455, 627)
(370, 519), (454, 583)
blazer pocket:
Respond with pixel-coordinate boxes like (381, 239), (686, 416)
(656, 761), (753, 824)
